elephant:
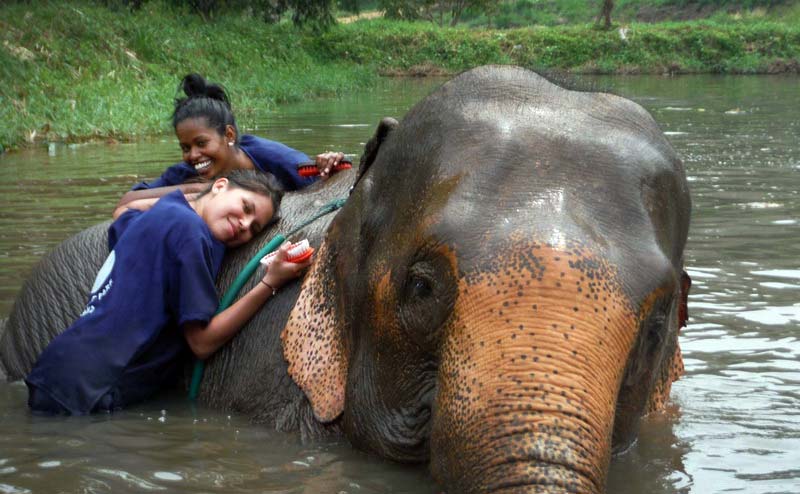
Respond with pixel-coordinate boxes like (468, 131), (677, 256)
(1, 65), (691, 494)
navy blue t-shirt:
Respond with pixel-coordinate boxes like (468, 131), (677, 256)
(131, 134), (316, 191)
(26, 191), (226, 414)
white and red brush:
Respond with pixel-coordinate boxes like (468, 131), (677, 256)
(259, 239), (314, 267)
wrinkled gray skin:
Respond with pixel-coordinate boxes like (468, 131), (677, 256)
(1, 66), (691, 494)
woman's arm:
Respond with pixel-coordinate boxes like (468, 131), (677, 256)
(183, 243), (310, 360)
(114, 183), (207, 217)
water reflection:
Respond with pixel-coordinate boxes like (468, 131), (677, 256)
(0, 382), (435, 494)
(1, 75), (799, 493)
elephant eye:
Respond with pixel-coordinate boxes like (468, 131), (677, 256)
(411, 276), (433, 299)
(398, 257), (457, 355)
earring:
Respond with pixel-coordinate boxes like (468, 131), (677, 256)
(228, 141), (234, 147)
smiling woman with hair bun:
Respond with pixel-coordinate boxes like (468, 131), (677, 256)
(113, 73), (345, 217)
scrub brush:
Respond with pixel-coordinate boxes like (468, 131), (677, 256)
(297, 160), (353, 177)
(259, 239), (314, 266)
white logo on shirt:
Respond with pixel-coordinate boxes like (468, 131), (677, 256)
(91, 251), (115, 293)
(81, 251), (116, 317)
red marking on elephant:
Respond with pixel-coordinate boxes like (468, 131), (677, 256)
(369, 269), (401, 342)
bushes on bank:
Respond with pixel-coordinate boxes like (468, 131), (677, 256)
(1, 0), (798, 150)
(309, 18), (799, 74)
(0, 1), (373, 150)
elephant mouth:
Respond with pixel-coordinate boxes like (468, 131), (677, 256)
(611, 437), (637, 456)
(348, 400), (433, 463)
(381, 403), (433, 462)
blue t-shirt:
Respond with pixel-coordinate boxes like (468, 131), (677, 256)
(131, 134), (317, 191)
(26, 191), (226, 414)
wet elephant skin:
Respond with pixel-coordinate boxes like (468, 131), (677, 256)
(284, 65), (691, 494)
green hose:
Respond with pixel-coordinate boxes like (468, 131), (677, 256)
(188, 234), (285, 400)
(187, 197), (347, 401)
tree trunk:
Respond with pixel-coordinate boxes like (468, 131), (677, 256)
(597, 0), (614, 29)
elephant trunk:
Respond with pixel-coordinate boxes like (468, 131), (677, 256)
(430, 245), (639, 494)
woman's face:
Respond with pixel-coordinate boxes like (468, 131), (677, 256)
(200, 179), (274, 248)
(176, 118), (235, 179)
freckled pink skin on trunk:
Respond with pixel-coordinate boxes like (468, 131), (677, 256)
(430, 244), (639, 494)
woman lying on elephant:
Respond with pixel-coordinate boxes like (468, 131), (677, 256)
(113, 73), (345, 218)
(26, 169), (311, 415)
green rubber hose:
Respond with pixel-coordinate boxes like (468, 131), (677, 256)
(188, 234), (285, 400)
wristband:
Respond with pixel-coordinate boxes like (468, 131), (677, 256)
(260, 279), (277, 296)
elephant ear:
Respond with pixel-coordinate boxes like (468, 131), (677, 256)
(284, 117), (397, 422)
(645, 270), (691, 414)
(282, 240), (347, 423)
(352, 117), (398, 191)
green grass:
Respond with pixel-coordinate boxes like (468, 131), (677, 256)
(462, 0), (800, 28)
(311, 18), (799, 74)
(0, 1), (375, 150)
(2, 0), (799, 151)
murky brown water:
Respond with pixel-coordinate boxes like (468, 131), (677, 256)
(1, 75), (798, 493)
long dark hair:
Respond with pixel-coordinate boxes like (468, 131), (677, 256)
(172, 73), (240, 144)
(197, 169), (284, 220)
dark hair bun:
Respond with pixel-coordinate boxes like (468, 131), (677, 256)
(172, 73), (238, 137)
(180, 73), (230, 108)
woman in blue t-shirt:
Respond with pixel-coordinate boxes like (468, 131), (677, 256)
(27, 169), (307, 415)
(113, 73), (346, 217)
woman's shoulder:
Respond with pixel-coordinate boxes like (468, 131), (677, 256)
(240, 134), (306, 156)
(240, 134), (281, 150)
(142, 192), (204, 233)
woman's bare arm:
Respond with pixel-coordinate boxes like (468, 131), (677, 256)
(114, 183), (207, 215)
(183, 244), (311, 360)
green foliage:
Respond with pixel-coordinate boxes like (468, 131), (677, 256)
(380, 0), (499, 26)
(338, 0), (362, 14)
(96, 0), (336, 26)
(2, 0), (798, 150)
(0, 0), (372, 149)
(310, 15), (800, 75)
(462, 0), (800, 28)
(306, 20), (511, 69)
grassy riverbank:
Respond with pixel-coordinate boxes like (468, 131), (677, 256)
(2, 1), (799, 151)
(314, 18), (800, 76)
(0, 1), (376, 151)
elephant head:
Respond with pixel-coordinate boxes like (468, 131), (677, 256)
(283, 66), (691, 493)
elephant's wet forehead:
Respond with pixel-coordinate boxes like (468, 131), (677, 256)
(379, 88), (675, 221)
(363, 105), (680, 305)
(362, 158), (669, 308)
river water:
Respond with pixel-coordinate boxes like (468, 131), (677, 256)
(0, 75), (798, 494)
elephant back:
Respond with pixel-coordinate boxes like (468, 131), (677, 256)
(0, 222), (111, 381)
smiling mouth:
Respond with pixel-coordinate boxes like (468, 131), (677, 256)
(194, 160), (212, 173)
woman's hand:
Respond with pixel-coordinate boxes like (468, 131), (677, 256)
(261, 242), (312, 291)
(185, 242), (311, 359)
(314, 151), (345, 179)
